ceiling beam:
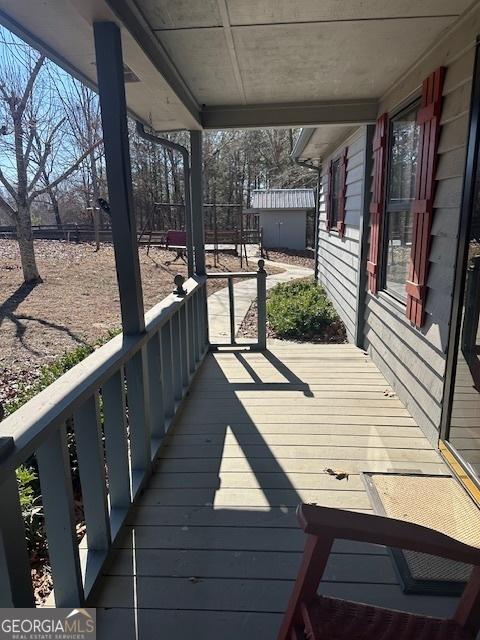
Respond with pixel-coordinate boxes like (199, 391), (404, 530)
(106, 0), (201, 126)
(216, 0), (247, 104)
(201, 99), (379, 129)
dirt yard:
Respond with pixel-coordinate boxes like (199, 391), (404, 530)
(0, 240), (277, 404)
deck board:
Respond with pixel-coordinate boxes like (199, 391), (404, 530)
(92, 344), (457, 639)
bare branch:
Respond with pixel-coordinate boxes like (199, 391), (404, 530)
(28, 118), (66, 191)
(17, 54), (45, 115)
(24, 123), (37, 167)
(0, 82), (10, 103)
(0, 192), (16, 220)
(29, 138), (102, 201)
(0, 166), (17, 202)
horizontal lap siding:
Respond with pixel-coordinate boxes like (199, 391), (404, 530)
(318, 129), (366, 343)
(364, 44), (474, 445)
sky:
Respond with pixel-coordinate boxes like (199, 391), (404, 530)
(0, 23), (98, 186)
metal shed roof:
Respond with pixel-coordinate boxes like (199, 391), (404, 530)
(251, 189), (315, 210)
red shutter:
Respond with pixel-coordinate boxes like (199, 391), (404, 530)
(325, 160), (333, 231)
(406, 67), (446, 327)
(367, 113), (388, 294)
(337, 147), (348, 237)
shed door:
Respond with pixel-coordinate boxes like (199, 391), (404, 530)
(261, 212), (305, 250)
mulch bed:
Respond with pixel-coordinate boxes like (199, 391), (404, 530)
(262, 248), (315, 269)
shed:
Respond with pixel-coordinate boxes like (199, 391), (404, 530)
(250, 189), (315, 250)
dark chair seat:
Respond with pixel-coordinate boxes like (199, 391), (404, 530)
(277, 505), (480, 640)
(301, 595), (474, 640)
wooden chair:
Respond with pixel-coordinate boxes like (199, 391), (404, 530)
(278, 504), (480, 640)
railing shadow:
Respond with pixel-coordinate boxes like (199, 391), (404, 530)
(96, 347), (313, 637)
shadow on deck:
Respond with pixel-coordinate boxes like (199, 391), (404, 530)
(92, 343), (456, 639)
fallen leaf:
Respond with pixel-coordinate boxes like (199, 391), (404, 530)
(324, 467), (349, 481)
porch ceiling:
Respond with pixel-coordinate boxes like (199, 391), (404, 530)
(0, 0), (474, 131)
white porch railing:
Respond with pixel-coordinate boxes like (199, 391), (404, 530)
(0, 275), (208, 607)
(207, 259), (267, 350)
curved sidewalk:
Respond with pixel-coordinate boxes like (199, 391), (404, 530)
(208, 260), (313, 344)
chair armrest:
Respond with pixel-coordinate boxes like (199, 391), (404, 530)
(298, 503), (480, 566)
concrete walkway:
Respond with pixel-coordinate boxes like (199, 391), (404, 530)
(207, 260), (313, 344)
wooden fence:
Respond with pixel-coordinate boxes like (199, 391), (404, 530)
(0, 224), (261, 248)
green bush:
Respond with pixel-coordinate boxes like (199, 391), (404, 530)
(267, 279), (345, 341)
(16, 466), (45, 560)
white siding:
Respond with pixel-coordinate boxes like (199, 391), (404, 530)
(317, 129), (367, 344)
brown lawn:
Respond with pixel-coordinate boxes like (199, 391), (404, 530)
(0, 239), (277, 403)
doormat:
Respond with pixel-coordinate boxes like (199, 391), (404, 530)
(363, 472), (480, 595)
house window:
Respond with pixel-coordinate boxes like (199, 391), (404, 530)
(330, 158), (341, 228)
(383, 102), (420, 301)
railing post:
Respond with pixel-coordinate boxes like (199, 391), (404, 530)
(192, 293), (200, 364)
(102, 369), (131, 517)
(73, 394), (111, 552)
(202, 282), (209, 350)
(147, 332), (166, 441)
(257, 259), (267, 350)
(179, 304), (190, 388)
(187, 299), (196, 374)
(228, 277), (236, 345)
(125, 348), (152, 495)
(171, 314), (183, 401)
(0, 461), (35, 607)
(190, 132), (209, 352)
(161, 322), (175, 422)
(36, 425), (84, 607)
(190, 131), (205, 276)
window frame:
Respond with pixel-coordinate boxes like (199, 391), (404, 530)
(380, 97), (421, 304)
(329, 156), (342, 231)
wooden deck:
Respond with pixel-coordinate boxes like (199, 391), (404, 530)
(92, 343), (458, 639)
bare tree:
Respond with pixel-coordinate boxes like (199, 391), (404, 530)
(56, 79), (104, 248)
(0, 30), (101, 282)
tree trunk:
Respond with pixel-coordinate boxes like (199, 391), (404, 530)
(16, 204), (41, 283)
(51, 195), (62, 230)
